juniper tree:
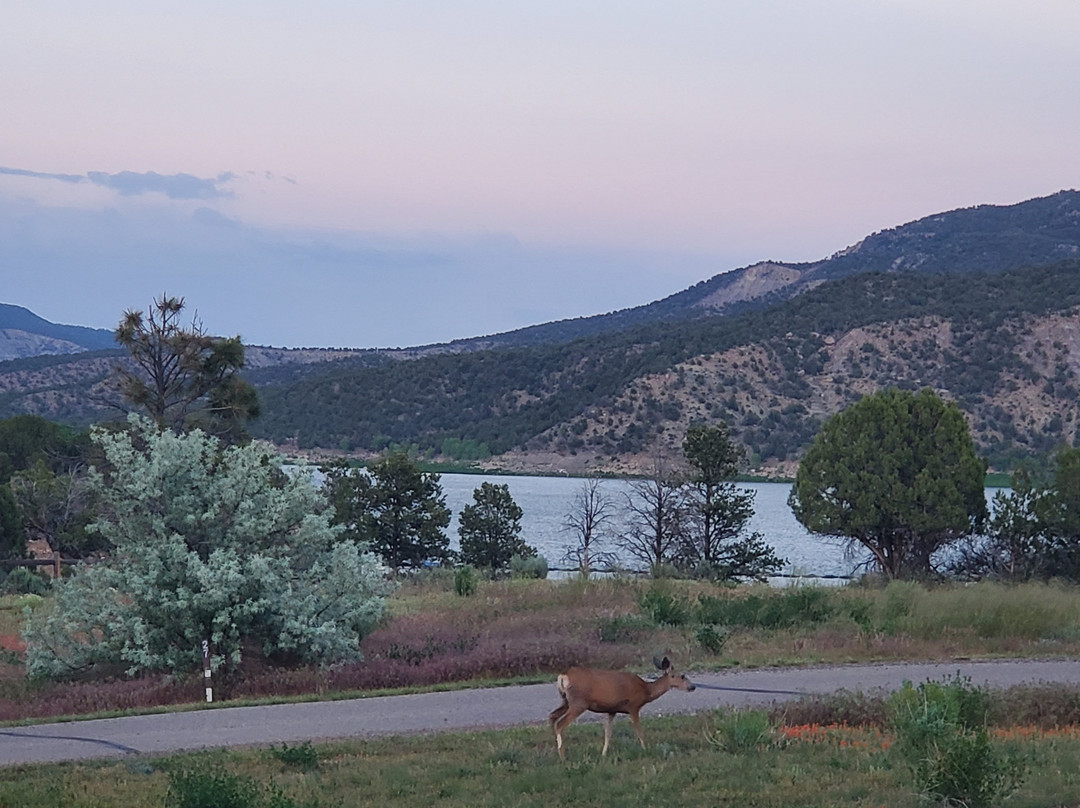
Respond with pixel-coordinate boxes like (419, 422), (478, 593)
(790, 388), (987, 579)
(458, 482), (534, 573)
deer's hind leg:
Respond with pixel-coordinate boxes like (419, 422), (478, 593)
(552, 704), (587, 761)
(548, 696), (569, 729)
(601, 713), (615, 756)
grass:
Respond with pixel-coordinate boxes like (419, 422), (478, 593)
(2, 577), (1080, 724)
(2, 711), (1080, 807)
(2, 577), (1080, 805)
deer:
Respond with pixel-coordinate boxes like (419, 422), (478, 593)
(548, 656), (695, 759)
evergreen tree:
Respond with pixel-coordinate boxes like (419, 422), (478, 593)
(790, 388), (987, 579)
(680, 423), (784, 580)
(324, 453), (451, 572)
(111, 295), (259, 440)
(0, 484), (24, 560)
(458, 482), (533, 573)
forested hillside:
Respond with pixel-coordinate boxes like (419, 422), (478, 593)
(250, 260), (1080, 474)
(3, 191), (1079, 476)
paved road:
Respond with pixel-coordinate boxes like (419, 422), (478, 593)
(1, 659), (1077, 767)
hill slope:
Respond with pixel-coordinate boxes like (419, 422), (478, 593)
(249, 260), (1080, 474)
(421, 189), (1080, 352)
(3, 192), (1079, 475)
(0, 304), (116, 361)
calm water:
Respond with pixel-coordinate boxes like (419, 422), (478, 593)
(438, 475), (861, 580)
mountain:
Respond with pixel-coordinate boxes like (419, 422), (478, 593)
(420, 189), (1080, 352)
(0, 304), (116, 361)
(2, 191), (1080, 475)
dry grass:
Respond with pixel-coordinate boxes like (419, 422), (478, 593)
(0, 578), (1079, 723)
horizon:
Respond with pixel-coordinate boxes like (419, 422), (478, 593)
(3, 2), (1078, 348)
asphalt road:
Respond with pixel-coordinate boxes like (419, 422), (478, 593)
(1, 659), (1077, 767)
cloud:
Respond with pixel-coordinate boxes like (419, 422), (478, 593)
(0, 166), (84, 183)
(0, 166), (235, 200)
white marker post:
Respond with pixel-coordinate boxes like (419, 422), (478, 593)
(202, 639), (213, 703)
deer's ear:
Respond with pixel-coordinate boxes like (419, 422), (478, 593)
(658, 656), (671, 671)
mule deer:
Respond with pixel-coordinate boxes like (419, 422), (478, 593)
(548, 656), (695, 759)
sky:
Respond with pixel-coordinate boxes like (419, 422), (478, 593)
(2, 1), (1079, 349)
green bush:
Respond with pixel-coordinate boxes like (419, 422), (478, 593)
(454, 566), (478, 597)
(271, 741), (319, 770)
(693, 587), (832, 629)
(888, 675), (1026, 807)
(509, 554), (548, 579)
(709, 709), (775, 753)
(0, 566), (50, 597)
(695, 624), (728, 654)
(639, 587), (690, 626)
(166, 766), (262, 808)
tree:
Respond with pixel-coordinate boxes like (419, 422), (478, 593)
(1040, 446), (1080, 577)
(9, 461), (103, 558)
(617, 453), (687, 573)
(23, 417), (389, 679)
(680, 423), (784, 581)
(324, 453), (451, 572)
(110, 295), (259, 439)
(458, 482), (534, 573)
(561, 478), (618, 577)
(966, 448), (1080, 581)
(789, 388), (988, 579)
(0, 484), (24, 560)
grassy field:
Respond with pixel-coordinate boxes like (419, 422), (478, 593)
(2, 577), (1080, 805)
(2, 711), (1080, 807)
(2, 576), (1080, 722)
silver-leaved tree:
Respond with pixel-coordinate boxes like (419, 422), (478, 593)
(23, 416), (389, 680)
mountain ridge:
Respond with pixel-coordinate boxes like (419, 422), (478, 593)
(3, 190), (1079, 476)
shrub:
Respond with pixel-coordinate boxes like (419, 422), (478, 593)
(454, 566), (478, 597)
(709, 709), (776, 753)
(597, 614), (654, 643)
(271, 740), (319, 770)
(693, 587), (832, 629)
(888, 675), (1026, 807)
(695, 624), (728, 654)
(509, 554), (548, 580)
(639, 587), (690, 626)
(1, 566), (50, 596)
(166, 766), (262, 808)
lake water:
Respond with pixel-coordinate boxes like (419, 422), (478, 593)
(438, 475), (861, 581)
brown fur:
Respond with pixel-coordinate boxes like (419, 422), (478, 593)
(548, 657), (695, 759)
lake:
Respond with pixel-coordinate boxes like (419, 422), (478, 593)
(438, 474), (860, 581)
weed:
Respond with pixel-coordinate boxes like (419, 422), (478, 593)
(888, 675), (1026, 807)
(271, 741), (320, 770)
(710, 708), (776, 753)
(639, 587), (689, 626)
(695, 623), (728, 654)
(597, 614), (653, 643)
(453, 566), (478, 597)
(166, 765), (263, 808)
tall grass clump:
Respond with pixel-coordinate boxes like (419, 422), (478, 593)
(888, 675), (1026, 807)
(875, 580), (1080, 640)
(709, 708), (776, 753)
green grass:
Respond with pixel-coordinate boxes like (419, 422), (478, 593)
(1, 713), (1079, 807)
